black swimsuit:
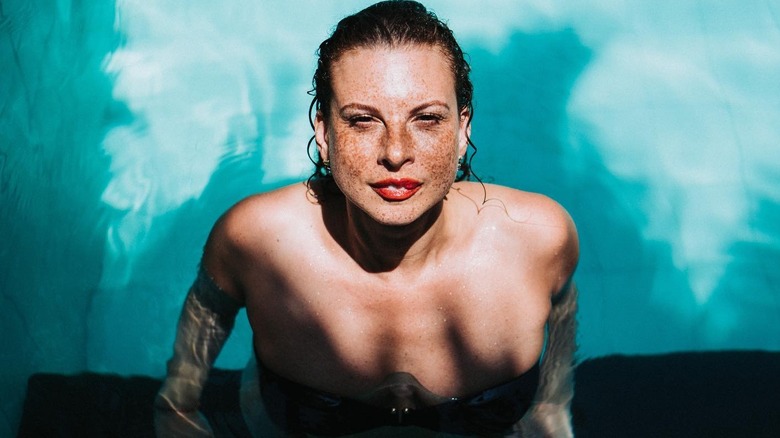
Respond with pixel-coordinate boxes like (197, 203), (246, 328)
(257, 360), (539, 436)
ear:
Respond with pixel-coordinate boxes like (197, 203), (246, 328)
(314, 110), (330, 163)
(458, 106), (472, 157)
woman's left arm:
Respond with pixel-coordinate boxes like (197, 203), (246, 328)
(515, 199), (579, 437)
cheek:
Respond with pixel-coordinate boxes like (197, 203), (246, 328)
(418, 131), (459, 182)
(329, 132), (371, 185)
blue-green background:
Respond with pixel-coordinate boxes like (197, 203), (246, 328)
(2, 0), (779, 435)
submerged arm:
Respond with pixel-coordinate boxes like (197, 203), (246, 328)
(154, 266), (242, 437)
(515, 280), (578, 438)
(513, 198), (579, 437)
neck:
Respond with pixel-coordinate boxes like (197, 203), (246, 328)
(343, 201), (449, 274)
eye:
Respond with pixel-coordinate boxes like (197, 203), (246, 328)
(347, 115), (375, 127)
(416, 113), (445, 126)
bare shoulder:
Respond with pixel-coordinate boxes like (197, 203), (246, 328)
(454, 182), (575, 231)
(453, 182), (579, 293)
(217, 183), (311, 238)
(201, 182), (314, 295)
(496, 185), (576, 246)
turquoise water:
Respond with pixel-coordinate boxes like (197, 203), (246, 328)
(2, 0), (780, 435)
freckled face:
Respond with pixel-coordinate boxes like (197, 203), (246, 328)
(315, 45), (470, 226)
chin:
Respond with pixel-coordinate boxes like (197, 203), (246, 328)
(344, 188), (443, 228)
(368, 201), (441, 228)
(368, 209), (421, 227)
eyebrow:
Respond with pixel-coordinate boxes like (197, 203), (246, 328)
(410, 100), (451, 113)
(338, 103), (379, 117)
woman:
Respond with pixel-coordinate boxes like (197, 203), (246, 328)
(155, 1), (579, 437)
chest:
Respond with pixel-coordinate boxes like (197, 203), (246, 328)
(248, 262), (548, 393)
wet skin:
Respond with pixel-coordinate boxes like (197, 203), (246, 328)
(315, 45), (470, 228)
(202, 44), (579, 402)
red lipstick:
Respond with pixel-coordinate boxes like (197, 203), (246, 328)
(370, 178), (422, 201)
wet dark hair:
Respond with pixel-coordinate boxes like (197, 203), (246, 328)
(307, 0), (477, 190)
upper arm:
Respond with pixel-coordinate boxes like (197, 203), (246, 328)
(501, 189), (578, 299)
(200, 197), (262, 304)
(543, 201), (579, 299)
(199, 185), (304, 305)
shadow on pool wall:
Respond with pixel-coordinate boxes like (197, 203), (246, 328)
(466, 28), (695, 358)
(467, 25), (780, 358)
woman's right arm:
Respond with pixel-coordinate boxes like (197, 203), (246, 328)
(154, 214), (246, 437)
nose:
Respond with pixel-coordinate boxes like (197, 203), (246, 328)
(379, 126), (414, 171)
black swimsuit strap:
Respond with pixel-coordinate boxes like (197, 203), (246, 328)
(257, 361), (539, 436)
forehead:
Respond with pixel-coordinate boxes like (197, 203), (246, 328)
(328, 44), (456, 105)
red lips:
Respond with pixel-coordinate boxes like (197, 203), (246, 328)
(370, 178), (422, 201)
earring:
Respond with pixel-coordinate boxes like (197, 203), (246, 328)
(457, 156), (464, 170)
(323, 159), (331, 173)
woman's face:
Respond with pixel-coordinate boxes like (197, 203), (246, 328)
(315, 44), (470, 226)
